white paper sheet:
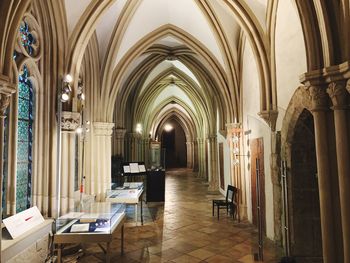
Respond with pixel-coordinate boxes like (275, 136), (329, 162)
(123, 165), (130, 173)
(129, 163), (140, 173)
(138, 164), (146, 172)
(70, 223), (90, 233)
(3, 206), (45, 239)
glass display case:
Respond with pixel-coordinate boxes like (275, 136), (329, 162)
(106, 182), (144, 225)
(54, 202), (126, 263)
(55, 202), (125, 235)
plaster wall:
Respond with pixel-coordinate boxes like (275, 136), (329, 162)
(241, 40), (274, 239)
(217, 132), (231, 196)
(275, 0), (307, 130)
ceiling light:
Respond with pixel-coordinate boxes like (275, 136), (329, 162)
(61, 83), (72, 102)
(164, 124), (173, 132)
(75, 127), (83, 134)
(64, 74), (73, 83)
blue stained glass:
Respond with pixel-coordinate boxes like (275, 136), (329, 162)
(18, 98), (30, 119)
(19, 22), (35, 55)
(16, 63), (34, 213)
(18, 121), (29, 142)
(19, 82), (30, 99)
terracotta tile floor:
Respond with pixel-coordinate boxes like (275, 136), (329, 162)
(75, 169), (283, 262)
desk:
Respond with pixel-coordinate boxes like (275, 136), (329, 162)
(54, 203), (125, 263)
(106, 184), (144, 225)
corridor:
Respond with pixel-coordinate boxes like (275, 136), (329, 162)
(78, 169), (282, 262)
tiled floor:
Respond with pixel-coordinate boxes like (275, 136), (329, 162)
(71, 169), (283, 262)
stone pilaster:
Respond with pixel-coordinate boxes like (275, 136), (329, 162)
(327, 81), (350, 263)
(207, 135), (219, 191)
(308, 85), (338, 263)
(88, 122), (114, 201)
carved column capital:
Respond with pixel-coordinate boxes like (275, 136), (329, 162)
(327, 81), (349, 109)
(0, 75), (16, 117)
(0, 94), (11, 117)
(207, 135), (217, 143)
(307, 85), (330, 111)
(61, 111), (80, 132)
(114, 128), (126, 139)
(93, 122), (114, 136)
(346, 79), (350, 94)
(258, 110), (278, 131)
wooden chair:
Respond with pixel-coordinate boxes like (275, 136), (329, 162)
(212, 185), (238, 220)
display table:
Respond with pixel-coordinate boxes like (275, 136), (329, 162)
(106, 182), (144, 225)
(147, 170), (165, 202)
(54, 202), (126, 263)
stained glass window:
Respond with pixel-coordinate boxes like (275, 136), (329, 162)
(16, 65), (34, 213)
(19, 22), (35, 55)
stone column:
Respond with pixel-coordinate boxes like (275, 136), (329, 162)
(208, 135), (219, 191)
(142, 138), (150, 166)
(60, 111), (80, 214)
(193, 141), (198, 172)
(327, 81), (350, 263)
(0, 76), (16, 256)
(197, 138), (205, 178)
(90, 122), (114, 201)
(309, 86), (338, 263)
(113, 128), (126, 157)
(186, 141), (193, 168)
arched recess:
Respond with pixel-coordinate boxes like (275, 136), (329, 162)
(0, 0), (32, 81)
(280, 87), (321, 260)
(140, 97), (204, 141)
(104, 25), (234, 124)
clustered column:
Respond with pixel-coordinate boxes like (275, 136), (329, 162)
(207, 135), (219, 191)
(327, 81), (350, 263)
(196, 137), (205, 178)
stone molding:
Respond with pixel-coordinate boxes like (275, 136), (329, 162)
(93, 122), (114, 136)
(61, 111), (80, 132)
(347, 79), (350, 94)
(327, 81), (349, 109)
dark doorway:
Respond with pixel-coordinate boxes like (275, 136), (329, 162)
(161, 120), (187, 168)
(290, 109), (322, 262)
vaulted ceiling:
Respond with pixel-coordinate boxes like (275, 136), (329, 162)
(63, 0), (270, 138)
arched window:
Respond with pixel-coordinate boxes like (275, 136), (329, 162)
(16, 64), (34, 213)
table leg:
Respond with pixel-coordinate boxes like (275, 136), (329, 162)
(121, 224), (124, 255)
(106, 242), (110, 263)
(141, 196), (143, 225)
(57, 244), (62, 263)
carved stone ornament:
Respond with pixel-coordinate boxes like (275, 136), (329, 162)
(308, 86), (329, 111)
(114, 128), (126, 139)
(0, 94), (11, 117)
(258, 110), (278, 132)
(61, 111), (80, 132)
(327, 81), (349, 108)
(93, 122), (114, 136)
(347, 79), (350, 94)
